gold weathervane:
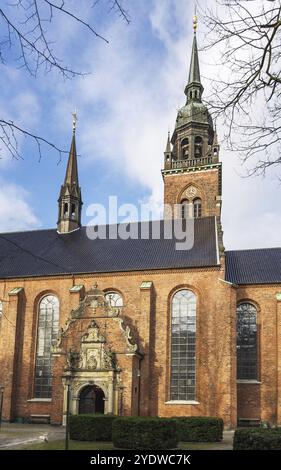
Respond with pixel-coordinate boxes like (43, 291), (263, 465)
(72, 110), (78, 134)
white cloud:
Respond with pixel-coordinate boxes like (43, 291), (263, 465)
(0, 182), (40, 232)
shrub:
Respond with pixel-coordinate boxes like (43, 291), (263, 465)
(112, 417), (178, 450)
(234, 428), (281, 450)
(69, 415), (117, 441)
(172, 417), (224, 442)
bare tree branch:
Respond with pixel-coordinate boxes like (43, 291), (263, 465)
(201, 0), (281, 176)
(0, 0), (129, 160)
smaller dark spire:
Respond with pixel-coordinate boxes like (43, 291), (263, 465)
(57, 113), (82, 234)
(165, 131), (171, 153)
(64, 133), (79, 187)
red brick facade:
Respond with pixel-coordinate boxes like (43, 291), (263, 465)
(1, 264), (281, 428)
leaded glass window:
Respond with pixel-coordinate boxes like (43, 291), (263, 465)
(34, 295), (59, 398)
(171, 289), (196, 401)
(105, 292), (123, 307)
(237, 302), (258, 380)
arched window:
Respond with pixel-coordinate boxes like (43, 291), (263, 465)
(193, 198), (202, 218)
(63, 202), (68, 216)
(34, 295), (60, 398)
(71, 203), (76, 219)
(171, 289), (196, 401)
(195, 136), (203, 158)
(105, 292), (123, 307)
(181, 138), (189, 160)
(181, 199), (190, 219)
(237, 302), (258, 380)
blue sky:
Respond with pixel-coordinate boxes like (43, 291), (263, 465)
(0, 0), (280, 250)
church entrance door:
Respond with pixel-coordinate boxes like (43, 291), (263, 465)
(78, 385), (105, 414)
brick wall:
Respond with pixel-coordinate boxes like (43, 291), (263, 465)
(163, 168), (221, 218)
(0, 263), (239, 428)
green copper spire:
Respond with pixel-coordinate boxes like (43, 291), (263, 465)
(188, 33), (201, 85)
(185, 15), (204, 101)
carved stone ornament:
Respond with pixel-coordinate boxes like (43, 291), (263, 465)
(184, 185), (197, 199)
(81, 320), (105, 343)
(66, 350), (81, 370)
(115, 318), (138, 353)
(68, 321), (118, 371)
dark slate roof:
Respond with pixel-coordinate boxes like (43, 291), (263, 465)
(0, 217), (218, 279)
(225, 248), (281, 285)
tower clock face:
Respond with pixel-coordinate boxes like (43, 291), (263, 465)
(184, 186), (197, 198)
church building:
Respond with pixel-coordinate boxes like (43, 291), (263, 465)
(1, 20), (281, 429)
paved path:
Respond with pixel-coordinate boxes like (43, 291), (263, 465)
(0, 423), (234, 450)
(0, 423), (65, 449)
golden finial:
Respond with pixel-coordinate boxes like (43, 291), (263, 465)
(72, 109), (78, 134)
(193, 2), (198, 32)
(193, 15), (198, 32)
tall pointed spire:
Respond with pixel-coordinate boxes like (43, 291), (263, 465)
(64, 133), (79, 186)
(185, 14), (204, 101)
(188, 33), (201, 85)
(57, 112), (82, 234)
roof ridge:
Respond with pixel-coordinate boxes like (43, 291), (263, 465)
(0, 216), (216, 237)
(226, 247), (281, 253)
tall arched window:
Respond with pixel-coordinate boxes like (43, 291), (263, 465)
(181, 199), (189, 219)
(195, 136), (203, 158)
(34, 295), (60, 398)
(237, 302), (258, 380)
(105, 292), (123, 307)
(193, 198), (202, 218)
(171, 289), (196, 401)
(181, 138), (189, 159)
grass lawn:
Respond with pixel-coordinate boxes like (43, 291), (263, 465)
(14, 440), (224, 450)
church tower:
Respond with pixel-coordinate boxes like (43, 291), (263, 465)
(57, 114), (82, 234)
(162, 16), (222, 224)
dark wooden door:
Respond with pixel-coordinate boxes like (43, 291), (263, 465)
(78, 385), (105, 414)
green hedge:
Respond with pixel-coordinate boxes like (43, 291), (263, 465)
(69, 415), (117, 441)
(172, 417), (224, 442)
(234, 428), (281, 450)
(69, 415), (224, 445)
(112, 417), (178, 450)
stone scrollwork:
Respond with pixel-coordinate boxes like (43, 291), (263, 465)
(66, 350), (80, 370)
(115, 318), (138, 353)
